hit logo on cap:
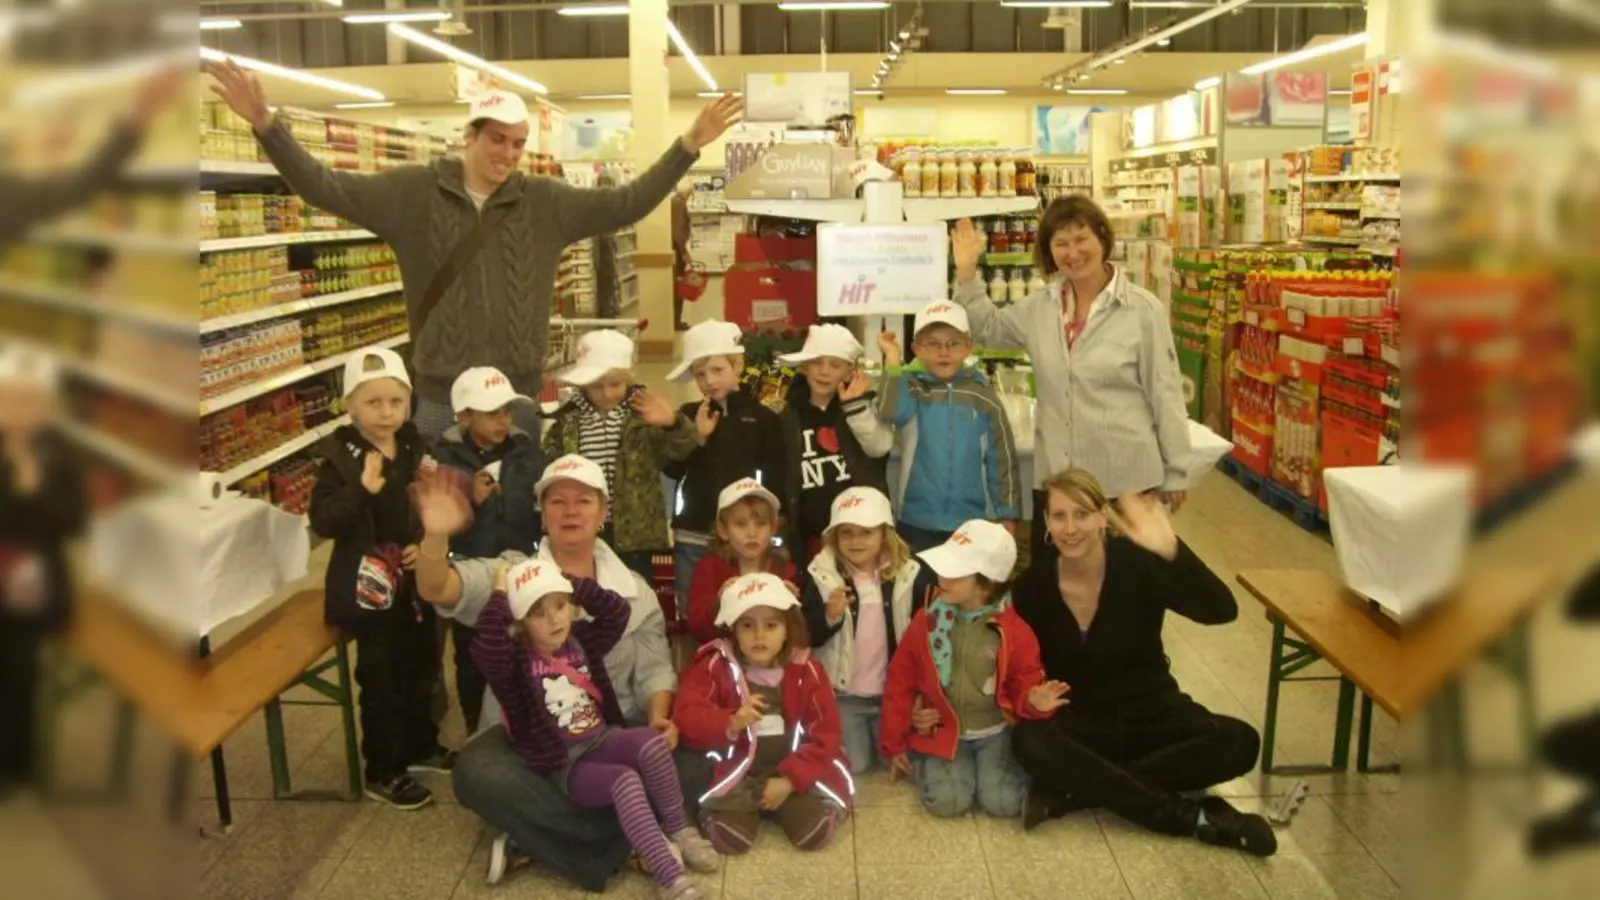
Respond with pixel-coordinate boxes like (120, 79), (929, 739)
(514, 564), (544, 592)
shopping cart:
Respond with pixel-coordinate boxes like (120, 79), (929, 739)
(541, 316), (649, 403)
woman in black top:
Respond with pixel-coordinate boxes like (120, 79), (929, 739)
(1008, 468), (1277, 857)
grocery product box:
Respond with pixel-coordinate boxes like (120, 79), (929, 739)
(1230, 416), (1274, 477)
(725, 143), (858, 200)
(724, 269), (818, 332)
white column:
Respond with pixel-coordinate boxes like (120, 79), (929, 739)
(386, 0), (407, 65)
(631, 0), (676, 351)
(722, 4), (742, 56)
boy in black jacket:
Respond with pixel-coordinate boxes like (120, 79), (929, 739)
(310, 347), (448, 810)
(662, 321), (786, 626)
(432, 365), (542, 734)
(775, 324), (892, 570)
(0, 349), (86, 798)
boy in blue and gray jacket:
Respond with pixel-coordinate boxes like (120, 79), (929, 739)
(877, 301), (1022, 552)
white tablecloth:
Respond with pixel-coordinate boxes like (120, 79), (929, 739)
(90, 494), (311, 643)
(1324, 464), (1474, 621)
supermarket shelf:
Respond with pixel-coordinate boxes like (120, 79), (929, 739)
(199, 333), (409, 416)
(0, 278), (191, 336)
(55, 418), (185, 485)
(725, 196), (1039, 223)
(1363, 243), (1400, 257)
(1361, 211), (1402, 220)
(220, 414), (350, 485)
(1304, 203), (1362, 211)
(1305, 173), (1402, 183)
(1381, 393), (1401, 410)
(200, 229), (376, 253)
(1302, 235), (1365, 246)
(0, 336), (191, 416)
(200, 283), (403, 334)
(31, 227), (197, 255)
(200, 160), (279, 177)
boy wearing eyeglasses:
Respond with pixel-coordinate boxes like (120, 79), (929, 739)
(876, 301), (1022, 553)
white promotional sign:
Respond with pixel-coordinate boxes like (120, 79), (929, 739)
(744, 72), (852, 127)
(817, 223), (948, 317)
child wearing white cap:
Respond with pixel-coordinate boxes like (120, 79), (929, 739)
(798, 487), (939, 775)
(473, 558), (721, 898)
(878, 520), (1068, 820)
(684, 478), (797, 645)
(673, 573), (853, 855)
(431, 365), (542, 734)
(663, 321), (786, 626)
(774, 324), (894, 569)
(876, 300), (1022, 552)
(309, 346), (452, 810)
(544, 329), (698, 580)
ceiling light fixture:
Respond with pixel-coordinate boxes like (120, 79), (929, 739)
(1157, 38), (1171, 46)
(198, 47), (385, 100)
(334, 101), (398, 109)
(946, 88), (1007, 95)
(855, 89), (883, 95)
(1239, 33), (1369, 75)
(1067, 88), (1129, 95)
(666, 20), (719, 92)
(872, 8), (924, 91)
(578, 93), (631, 100)
(199, 18), (242, 30)
(1041, 0), (1248, 86)
(777, 1), (890, 9)
(1000, 1), (1111, 6)
(343, 12), (450, 24)
(557, 5), (630, 15)
(387, 24), (548, 94)
(1194, 76), (1221, 90)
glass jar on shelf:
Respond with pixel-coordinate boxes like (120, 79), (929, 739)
(998, 149), (1017, 197)
(957, 150), (978, 198)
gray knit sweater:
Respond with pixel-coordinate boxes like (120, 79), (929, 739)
(255, 119), (697, 402)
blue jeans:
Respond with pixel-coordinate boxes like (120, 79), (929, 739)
(913, 729), (1029, 818)
(672, 543), (708, 625)
(452, 725), (713, 892)
(836, 694), (882, 775)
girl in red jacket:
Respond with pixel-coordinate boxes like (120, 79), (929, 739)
(879, 520), (1069, 819)
(674, 572), (854, 854)
(685, 478), (796, 644)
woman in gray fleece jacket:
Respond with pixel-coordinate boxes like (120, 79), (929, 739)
(206, 60), (743, 437)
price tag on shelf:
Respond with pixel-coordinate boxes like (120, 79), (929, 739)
(1343, 337), (1366, 356)
(1245, 310), (1260, 326)
(1287, 308), (1307, 327)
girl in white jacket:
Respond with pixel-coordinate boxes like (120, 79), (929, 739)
(798, 487), (939, 774)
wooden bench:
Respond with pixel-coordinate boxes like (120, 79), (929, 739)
(41, 588), (358, 828)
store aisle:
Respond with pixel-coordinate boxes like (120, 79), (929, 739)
(178, 465), (1417, 900)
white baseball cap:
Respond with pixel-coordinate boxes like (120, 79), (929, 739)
(778, 323), (863, 366)
(342, 347), (411, 398)
(467, 90), (531, 127)
(915, 301), (971, 337)
(715, 572), (800, 628)
(534, 454), (609, 500)
(718, 477), (781, 516)
(560, 330), (636, 387)
(825, 487), (894, 533)
(0, 344), (59, 391)
(669, 320), (745, 382)
(505, 558), (575, 620)
(451, 366), (534, 414)
(918, 520), (1017, 583)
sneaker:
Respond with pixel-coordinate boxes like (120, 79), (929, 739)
(669, 827), (721, 873)
(408, 748), (458, 775)
(364, 774), (434, 810)
(1528, 795), (1600, 859)
(486, 833), (521, 885)
(1194, 796), (1277, 857)
(656, 875), (705, 900)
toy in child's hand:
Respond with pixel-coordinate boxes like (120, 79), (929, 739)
(1027, 680), (1072, 714)
(630, 389), (679, 428)
(878, 330), (903, 367)
(360, 452), (386, 494)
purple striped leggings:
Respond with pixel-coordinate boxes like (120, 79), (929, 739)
(567, 727), (690, 887)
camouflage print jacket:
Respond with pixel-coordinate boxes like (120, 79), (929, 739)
(541, 388), (699, 554)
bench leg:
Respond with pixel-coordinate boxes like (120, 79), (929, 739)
(1262, 619), (1285, 775)
(1331, 677), (1356, 770)
(264, 697), (292, 799)
(335, 640), (362, 801)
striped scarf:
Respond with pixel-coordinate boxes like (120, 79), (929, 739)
(575, 393), (627, 502)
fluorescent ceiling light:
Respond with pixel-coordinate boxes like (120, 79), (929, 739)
(666, 20), (718, 92)
(1156, 38), (1171, 46)
(579, 93), (631, 100)
(335, 101), (397, 109)
(388, 24), (548, 94)
(200, 47), (385, 101)
(557, 4), (630, 15)
(946, 89), (1006, 95)
(1240, 33), (1368, 75)
(777, 2), (890, 10)
(1000, 1), (1111, 7)
(855, 89), (882, 95)
(344, 12), (449, 24)
(1328, 89), (1351, 96)
(1068, 89), (1128, 95)
(1194, 76), (1221, 90)
(200, 18), (242, 30)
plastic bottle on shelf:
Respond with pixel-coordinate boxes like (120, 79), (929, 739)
(1008, 268), (1029, 304)
(989, 217), (1009, 254)
(978, 150), (998, 198)
(988, 269), (1009, 304)
(902, 149), (922, 199)
(1017, 150), (1036, 197)
(940, 149), (960, 199)
(1028, 267), (1047, 295)
(957, 150), (978, 198)
(921, 146), (942, 198)
(998, 149), (1017, 197)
